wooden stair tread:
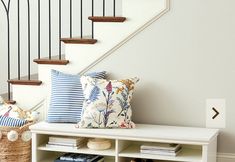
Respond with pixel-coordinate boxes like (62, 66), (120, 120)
(34, 59), (69, 65)
(8, 80), (42, 86)
(6, 100), (16, 104)
(88, 16), (126, 22)
(61, 38), (97, 44)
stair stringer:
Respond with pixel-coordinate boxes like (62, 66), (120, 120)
(12, 0), (169, 120)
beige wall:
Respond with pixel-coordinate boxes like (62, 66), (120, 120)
(88, 0), (235, 156)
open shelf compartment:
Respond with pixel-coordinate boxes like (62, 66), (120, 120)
(37, 151), (115, 162)
(117, 140), (202, 162)
(35, 134), (116, 161)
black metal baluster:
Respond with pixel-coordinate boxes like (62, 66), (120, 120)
(38, 0), (40, 59)
(103, 0), (105, 16)
(7, 11), (10, 100)
(59, 0), (62, 59)
(113, 0), (116, 17)
(1, 0), (11, 101)
(27, 0), (31, 80)
(18, 0), (20, 80)
(49, 0), (51, 59)
(70, 0), (72, 38)
(7, 1), (11, 100)
(80, 0), (83, 38)
(91, 0), (94, 39)
(7, 0), (11, 100)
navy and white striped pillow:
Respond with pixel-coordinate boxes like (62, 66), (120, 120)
(47, 70), (106, 123)
(0, 116), (27, 127)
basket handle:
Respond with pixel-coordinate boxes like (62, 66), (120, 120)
(19, 122), (34, 133)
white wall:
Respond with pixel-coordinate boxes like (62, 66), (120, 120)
(87, 0), (235, 158)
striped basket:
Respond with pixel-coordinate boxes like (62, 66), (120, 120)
(0, 123), (32, 162)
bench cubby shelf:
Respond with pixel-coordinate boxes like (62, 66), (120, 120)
(30, 122), (219, 162)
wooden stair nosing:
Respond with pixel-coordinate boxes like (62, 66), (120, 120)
(6, 100), (16, 104)
(33, 59), (69, 65)
(8, 80), (42, 86)
(61, 38), (97, 44)
(88, 16), (126, 22)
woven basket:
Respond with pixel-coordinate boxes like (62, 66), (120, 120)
(0, 123), (32, 162)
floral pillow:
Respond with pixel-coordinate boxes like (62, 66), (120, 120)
(78, 76), (139, 128)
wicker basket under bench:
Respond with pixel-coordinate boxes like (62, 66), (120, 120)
(0, 123), (32, 162)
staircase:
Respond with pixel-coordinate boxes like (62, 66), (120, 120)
(1, 0), (169, 119)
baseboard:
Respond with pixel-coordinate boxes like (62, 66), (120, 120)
(217, 152), (235, 162)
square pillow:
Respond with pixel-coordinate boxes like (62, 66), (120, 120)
(47, 70), (106, 123)
(78, 76), (139, 128)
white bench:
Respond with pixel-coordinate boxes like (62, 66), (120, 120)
(30, 122), (219, 162)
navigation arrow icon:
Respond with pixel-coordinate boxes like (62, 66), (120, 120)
(212, 107), (219, 119)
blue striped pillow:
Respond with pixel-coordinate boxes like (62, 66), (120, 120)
(47, 70), (106, 123)
(0, 116), (27, 127)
